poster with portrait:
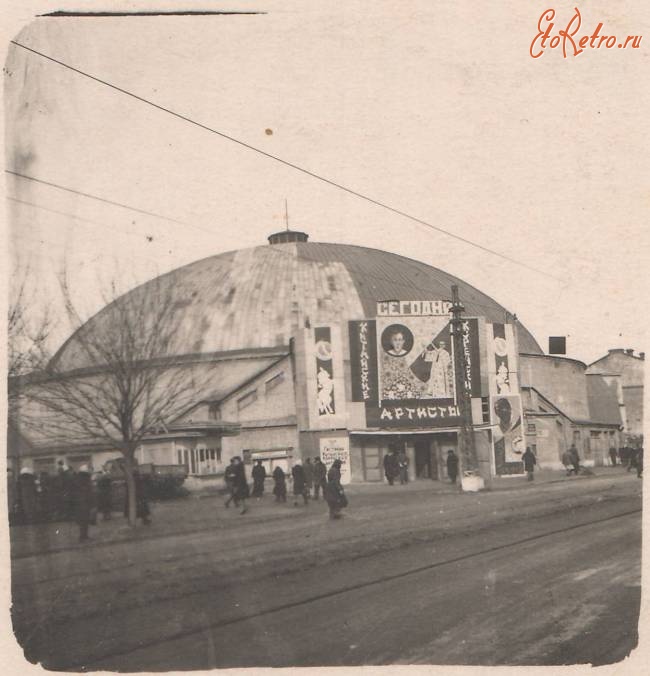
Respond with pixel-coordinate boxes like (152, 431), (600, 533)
(314, 326), (335, 416)
(491, 394), (525, 475)
(487, 322), (520, 396)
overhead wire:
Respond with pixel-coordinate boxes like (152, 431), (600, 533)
(8, 40), (562, 283)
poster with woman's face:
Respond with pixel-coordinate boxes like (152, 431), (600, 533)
(376, 316), (454, 402)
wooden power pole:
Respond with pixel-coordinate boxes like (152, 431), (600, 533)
(449, 285), (478, 489)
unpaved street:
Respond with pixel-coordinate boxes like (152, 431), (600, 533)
(10, 471), (642, 670)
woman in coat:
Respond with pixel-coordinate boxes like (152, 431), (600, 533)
(251, 460), (267, 499)
(231, 457), (249, 515)
(291, 463), (309, 506)
(325, 459), (347, 520)
(272, 466), (287, 503)
(522, 447), (536, 481)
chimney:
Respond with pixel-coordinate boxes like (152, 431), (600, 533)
(268, 230), (309, 245)
(640, 352), (645, 360)
(625, 348), (634, 356)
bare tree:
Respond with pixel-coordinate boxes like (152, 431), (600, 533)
(8, 264), (53, 378)
(15, 272), (214, 526)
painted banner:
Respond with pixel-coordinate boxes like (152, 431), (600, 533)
(492, 394), (525, 474)
(460, 318), (482, 397)
(315, 326), (335, 416)
(349, 320), (379, 404)
(320, 436), (351, 485)
(487, 322), (519, 396)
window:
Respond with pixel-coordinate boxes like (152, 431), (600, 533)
(237, 390), (258, 411)
(481, 397), (490, 423)
(527, 423), (537, 434)
(265, 371), (285, 393)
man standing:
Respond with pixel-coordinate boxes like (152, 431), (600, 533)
(231, 457), (249, 515)
(304, 458), (314, 496)
(313, 457), (327, 500)
(291, 462), (309, 506)
(383, 450), (399, 486)
(569, 444), (581, 476)
(224, 458), (239, 508)
(446, 450), (459, 484)
(522, 447), (536, 481)
(325, 459), (347, 520)
(272, 465), (287, 503)
(397, 449), (409, 485)
(251, 460), (266, 499)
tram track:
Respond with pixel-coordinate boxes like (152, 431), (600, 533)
(64, 507), (641, 672)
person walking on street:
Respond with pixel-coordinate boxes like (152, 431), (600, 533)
(398, 449), (409, 484)
(609, 446), (618, 466)
(313, 458), (327, 499)
(562, 449), (574, 476)
(324, 459), (347, 520)
(96, 468), (113, 520)
(231, 457), (249, 514)
(272, 465), (287, 503)
(291, 462), (309, 506)
(446, 450), (459, 484)
(522, 447), (536, 481)
(569, 444), (581, 476)
(224, 458), (239, 508)
(383, 450), (399, 486)
(74, 465), (94, 542)
(251, 460), (266, 499)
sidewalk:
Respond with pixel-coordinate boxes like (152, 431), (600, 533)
(9, 466), (635, 559)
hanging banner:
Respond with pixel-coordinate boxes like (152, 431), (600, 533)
(492, 394), (525, 475)
(349, 320), (379, 404)
(460, 318), (482, 397)
(487, 322), (520, 396)
(319, 436), (351, 485)
(315, 326), (335, 416)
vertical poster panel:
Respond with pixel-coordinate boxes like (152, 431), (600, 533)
(320, 436), (351, 485)
(487, 322), (520, 396)
(461, 318), (481, 397)
(348, 320), (378, 404)
(491, 394), (525, 475)
(315, 326), (335, 416)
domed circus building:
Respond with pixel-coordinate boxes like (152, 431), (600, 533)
(9, 231), (624, 487)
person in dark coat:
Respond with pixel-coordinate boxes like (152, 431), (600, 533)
(522, 447), (536, 481)
(609, 446), (618, 466)
(628, 447), (639, 473)
(17, 467), (38, 524)
(224, 458), (239, 508)
(303, 458), (314, 494)
(74, 465), (94, 542)
(397, 450), (409, 484)
(312, 458), (327, 500)
(273, 466), (287, 502)
(383, 451), (399, 486)
(231, 457), (249, 514)
(96, 469), (113, 520)
(325, 459), (347, 519)
(291, 463), (309, 506)
(251, 460), (267, 499)
(568, 444), (581, 475)
(446, 450), (459, 484)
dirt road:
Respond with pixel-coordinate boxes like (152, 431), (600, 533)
(10, 471), (642, 670)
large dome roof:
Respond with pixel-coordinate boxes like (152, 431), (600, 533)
(52, 239), (542, 370)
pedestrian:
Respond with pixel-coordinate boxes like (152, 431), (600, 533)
(324, 459), (347, 520)
(74, 464), (94, 542)
(291, 462), (309, 506)
(313, 457), (327, 499)
(273, 465), (287, 502)
(304, 458), (314, 495)
(57, 461), (75, 520)
(636, 447), (643, 478)
(569, 444), (581, 476)
(224, 458), (239, 508)
(17, 467), (38, 524)
(96, 468), (113, 520)
(562, 449), (574, 476)
(522, 446), (536, 481)
(251, 459), (267, 499)
(231, 457), (250, 514)
(619, 446), (629, 469)
(383, 450), (399, 486)
(609, 446), (618, 466)
(397, 449), (409, 484)
(446, 450), (459, 484)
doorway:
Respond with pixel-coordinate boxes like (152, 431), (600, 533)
(414, 438), (437, 479)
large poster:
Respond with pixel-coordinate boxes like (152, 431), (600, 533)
(491, 394), (525, 474)
(315, 326), (335, 416)
(320, 436), (351, 485)
(487, 322), (520, 395)
(348, 305), (481, 428)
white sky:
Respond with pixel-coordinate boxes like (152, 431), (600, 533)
(3, 1), (650, 364)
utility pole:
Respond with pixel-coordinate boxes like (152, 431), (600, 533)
(449, 285), (478, 490)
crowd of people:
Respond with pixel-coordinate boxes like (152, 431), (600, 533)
(382, 447), (460, 485)
(223, 456), (348, 520)
(10, 460), (152, 541)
